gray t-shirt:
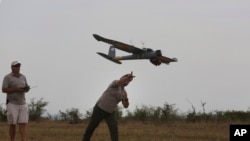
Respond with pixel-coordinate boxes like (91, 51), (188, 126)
(96, 80), (127, 113)
(2, 73), (27, 105)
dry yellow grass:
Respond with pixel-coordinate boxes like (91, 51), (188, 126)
(0, 120), (238, 141)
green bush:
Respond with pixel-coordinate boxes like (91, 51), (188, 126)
(0, 104), (7, 121)
(28, 98), (49, 121)
(59, 108), (83, 124)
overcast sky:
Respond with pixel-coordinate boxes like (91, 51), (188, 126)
(1, 0), (250, 115)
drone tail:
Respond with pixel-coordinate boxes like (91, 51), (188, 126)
(97, 52), (122, 64)
(108, 46), (116, 58)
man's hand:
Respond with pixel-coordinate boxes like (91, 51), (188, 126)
(22, 86), (30, 92)
(122, 98), (129, 108)
(2, 86), (29, 93)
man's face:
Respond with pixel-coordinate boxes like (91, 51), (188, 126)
(11, 65), (21, 74)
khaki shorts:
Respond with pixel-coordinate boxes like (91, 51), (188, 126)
(7, 103), (29, 124)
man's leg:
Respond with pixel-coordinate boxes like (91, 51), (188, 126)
(105, 112), (118, 141)
(7, 103), (18, 141)
(18, 104), (29, 141)
(82, 105), (108, 141)
(9, 124), (16, 141)
(19, 123), (27, 141)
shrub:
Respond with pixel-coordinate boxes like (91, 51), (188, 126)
(0, 104), (7, 121)
(59, 108), (83, 124)
(28, 98), (49, 121)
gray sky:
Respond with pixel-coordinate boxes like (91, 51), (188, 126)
(1, 0), (250, 115)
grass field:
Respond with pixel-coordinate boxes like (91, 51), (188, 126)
(0, 120), (239, 141)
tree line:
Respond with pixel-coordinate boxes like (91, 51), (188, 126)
(1, 98), (250, 123)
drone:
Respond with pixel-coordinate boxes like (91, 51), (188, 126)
(93, 34), (177, 66)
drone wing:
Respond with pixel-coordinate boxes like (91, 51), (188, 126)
(159, 56), (178, 64)
(93, 34), (144, 54)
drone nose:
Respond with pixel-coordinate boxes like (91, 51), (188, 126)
(156, 50), (162, 57)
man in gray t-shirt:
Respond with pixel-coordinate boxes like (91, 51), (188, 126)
(2, 61), (30, 141)
(82, 72), (135, 141)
